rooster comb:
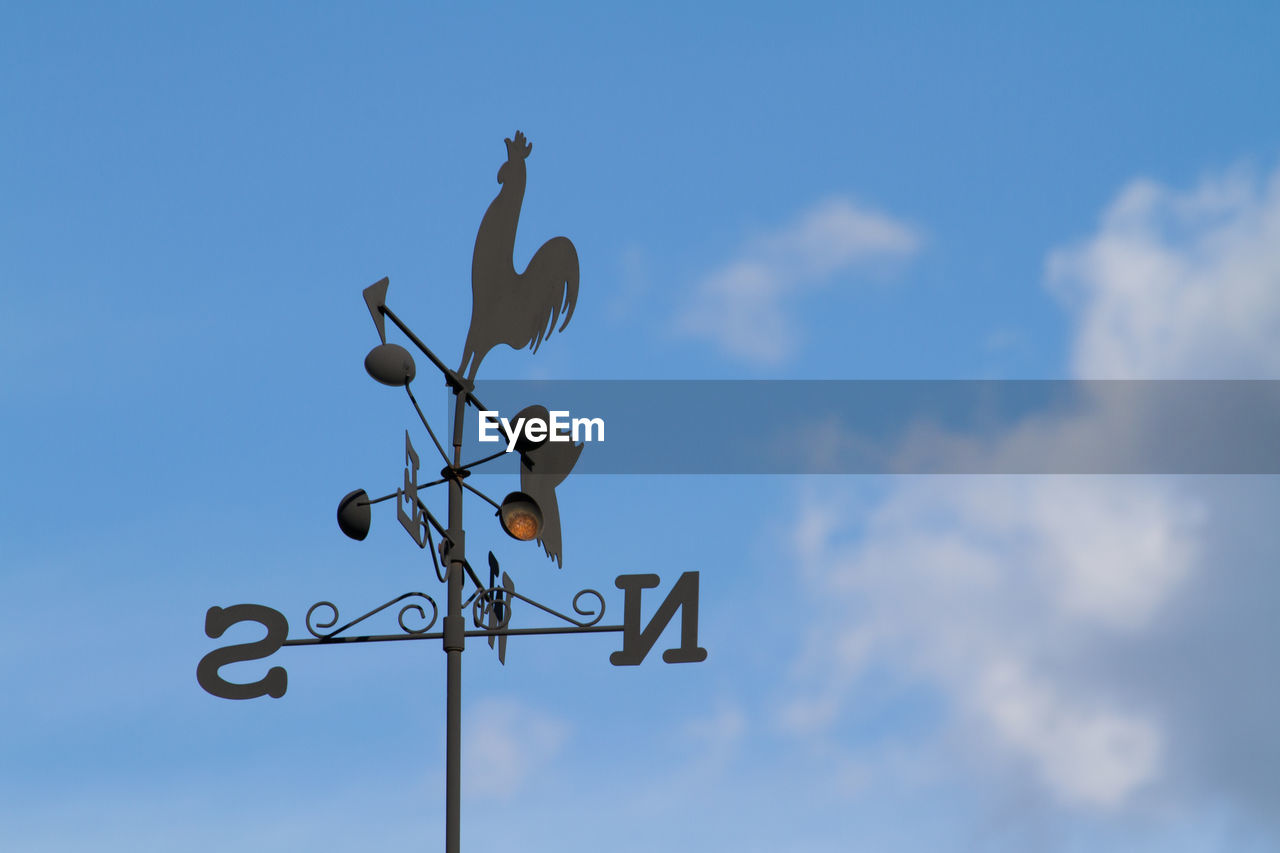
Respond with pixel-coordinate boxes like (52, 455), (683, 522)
(505, 131), (533, 160)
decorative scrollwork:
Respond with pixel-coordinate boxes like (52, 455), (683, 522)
(464, 586), (605, 630)
(571, 589), (605, 625)
(470, 587), (513, 631)
(398, 597), (437, 635)
(305, 592), (439, 640)
(307, 601), (340, 637)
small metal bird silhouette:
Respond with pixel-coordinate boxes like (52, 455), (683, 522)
(512, 404), (583, 567)
(459, 131), (579, 383)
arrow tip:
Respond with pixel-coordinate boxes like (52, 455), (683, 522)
(363, 277), (390, 343)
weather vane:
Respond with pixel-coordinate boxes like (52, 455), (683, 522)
(198, 131), (706, 853)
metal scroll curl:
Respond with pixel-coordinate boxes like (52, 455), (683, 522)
(467, 586), (605, 630)
(306, 592), (439, 640)
(570, 588), (605, 625)
(470, 587), (512, 631)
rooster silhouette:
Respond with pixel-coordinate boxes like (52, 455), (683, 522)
(459, 131), (580, 382)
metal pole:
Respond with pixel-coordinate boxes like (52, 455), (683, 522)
(444, 384), (468, 853)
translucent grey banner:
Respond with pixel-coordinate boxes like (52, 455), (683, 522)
(439, 381), (1280, 474)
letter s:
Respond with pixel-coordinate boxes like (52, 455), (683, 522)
(197, 604), (289, 699)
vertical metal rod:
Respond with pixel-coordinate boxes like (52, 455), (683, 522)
(445, 591), (461, 853)
(444, 383), (468, 853)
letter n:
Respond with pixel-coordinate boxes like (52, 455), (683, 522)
(609, 572), (708, 666)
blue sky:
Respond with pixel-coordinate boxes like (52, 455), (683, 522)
(5, 3), (1280, 851)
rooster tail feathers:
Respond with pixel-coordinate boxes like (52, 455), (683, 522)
(555, 241), (579, 332)
(522, 235), (579, 354)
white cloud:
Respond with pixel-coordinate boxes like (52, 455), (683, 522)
(781, 161), (1280, 820)
(675, 198), (920, 364)
(786, 477), (1199, 809)
(462, 697), (568, 799)
(974, 661), (1163, 809)
(1049, 165), (1280, 378)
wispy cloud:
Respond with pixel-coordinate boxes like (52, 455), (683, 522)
(462, 697), (568, 799)
(675, 198), (921, 364)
